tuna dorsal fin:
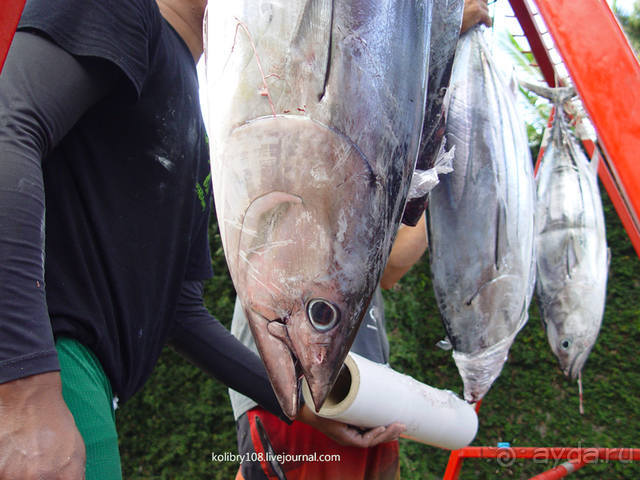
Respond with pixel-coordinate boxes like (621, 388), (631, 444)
(290, 0), (334, 102)
(565, 232), (581, 279)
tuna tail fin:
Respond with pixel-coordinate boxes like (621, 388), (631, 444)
(519, 79), (575, 106)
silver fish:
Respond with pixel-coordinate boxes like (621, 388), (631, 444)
(204, 1), (430, 418)
(402, 0), (464, 226)
(427, 26), (536, 403)
(532, 87), (608, 381)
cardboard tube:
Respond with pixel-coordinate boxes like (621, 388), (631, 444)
(302, 353), (478, 450)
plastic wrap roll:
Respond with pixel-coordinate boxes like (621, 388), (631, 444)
(302, 353), (478, 450)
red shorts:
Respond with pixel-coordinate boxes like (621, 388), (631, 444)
(236, 407), (399, 480)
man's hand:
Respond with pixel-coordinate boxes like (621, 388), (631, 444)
(461, 0), (492, 33)
(0, 372), (85, 479)
(296, 403), (405, 448)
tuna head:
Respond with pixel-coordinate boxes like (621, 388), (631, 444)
(221, 116), (383, 418)
(204, 0), (430, 419)
(542, 291), (602, 380)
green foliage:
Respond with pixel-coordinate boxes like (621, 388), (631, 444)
(118, 189), (640, 479)
(615, 1), (640, 55)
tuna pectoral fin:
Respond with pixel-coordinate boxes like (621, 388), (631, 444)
(291, 0), (334, 101)
(465, 274), (520, 319)
(565, 233), (582, 279)
(494, 202), (508, 269)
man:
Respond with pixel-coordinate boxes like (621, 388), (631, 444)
(0, 1), (400, 479)
(228, 1), (492, 478)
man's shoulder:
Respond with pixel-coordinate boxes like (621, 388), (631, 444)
(19, 0), (162, 98)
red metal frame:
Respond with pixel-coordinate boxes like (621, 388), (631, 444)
(529, 459), (586, 480)
(512, 0), (640, 258)
(0, 0), (25, 73)
(445, 447), (640, 462)
(509, 0), (558, 87)
(444, 1), (640, 478)
(534, 0), (640, 258)
(510, 0), (640, 256)
(445, 447), (640, 480)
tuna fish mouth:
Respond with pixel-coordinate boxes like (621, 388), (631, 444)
(566, 359), (581, 381)
(248, 311), (342, 419)
(565, 348), (592, 381)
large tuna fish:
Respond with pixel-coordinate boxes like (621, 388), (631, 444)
(204, 1), (431, 418)
(530, 85), (608, 381)
(402, 0), (464, 226)
(427, 26), (536, 403)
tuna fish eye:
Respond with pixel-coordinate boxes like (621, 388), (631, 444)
(306, 299), (340, 332)
(561, 339), (571, 350)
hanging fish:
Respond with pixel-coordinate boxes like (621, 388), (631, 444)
(525, 83), (608, 382)
(427, 26), (536, 403)
(402, 0), (464, 226)
(204, 1), (431, 418)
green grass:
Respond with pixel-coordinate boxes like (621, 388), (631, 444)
(118, 188), (640, 479)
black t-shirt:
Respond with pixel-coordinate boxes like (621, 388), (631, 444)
(13, 0), (212, 401)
